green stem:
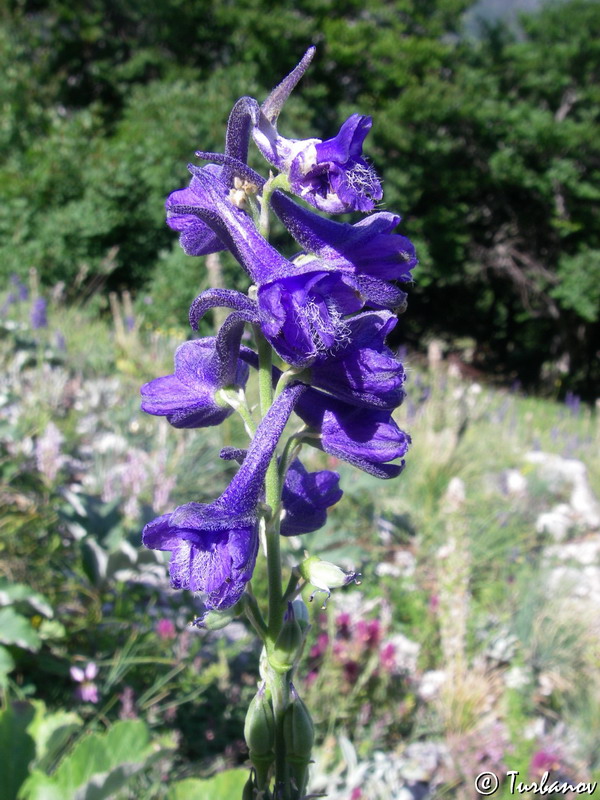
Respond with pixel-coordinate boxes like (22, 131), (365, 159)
(278, 434), (304, 484)
(254, 325), (293, 798)
(216, 388), (257, 437)
(243, 588), (268, 641)
(266, 664), (291, 800)
(259, 173), (291, 239)
(282, 570), (302, 605)
(254, 326), (284, 631)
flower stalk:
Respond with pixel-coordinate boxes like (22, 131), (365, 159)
(140, 47), (416, 799)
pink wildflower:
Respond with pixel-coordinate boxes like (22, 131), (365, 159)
(380, 641), (396, 672)
(156, 618), (176, 640)
(70, 662), (99, 703)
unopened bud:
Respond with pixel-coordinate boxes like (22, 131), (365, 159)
(193, 599), (243, 630)
(291, 598), (310, 632)
(270, 603), (303, 673)
(298, 555), (360, 604)
(283, 684), (314, 794)
(244, 683), (275, 759)
(242, 772), (255, 800)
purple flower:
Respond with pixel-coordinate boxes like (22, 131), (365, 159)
(181, 167), (369, 367)
(70, 662), (99, 703)
(257, 270), (364, 368)
(253, 52), (382, 213)
(280, 459), (342, 536)
(308, 311), (406, 409)
(168, 162), (288, 284)
(142, 384), (306, 609)
(296, 388), (410, 479)
(166, 96), (262, 256)
(30, 297), (48, 329)
(10, 273), (29, 301)
(270, 190), (416, 310)
(141, 313), (249, 428)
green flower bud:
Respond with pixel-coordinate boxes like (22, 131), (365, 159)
(298, 555), (360, 604)
(269, 603), (304, 673)
(283, 684), (314, 795)
(242, 772), (255, 800)
(196, 599), (243, 630)
(291, 598), (310, 632)
(244, 683), (275, 759)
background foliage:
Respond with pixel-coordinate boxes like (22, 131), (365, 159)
(1, 0), (599, 396)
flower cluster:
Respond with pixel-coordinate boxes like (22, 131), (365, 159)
(141, 47), (415, 614)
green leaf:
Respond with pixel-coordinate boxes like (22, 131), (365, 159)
(26, 701), (81, 773)
(0, 579), (53, 618)
(166, 770), (249, 800)
(19, 720), (171, 800)
(0, 702), (36, 800)
(0, 644), (16, 685)
(0, 607), (41, 651)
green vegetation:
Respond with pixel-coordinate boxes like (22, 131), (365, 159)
(0, 287), (598, 797)
(1, 0), (599, 395)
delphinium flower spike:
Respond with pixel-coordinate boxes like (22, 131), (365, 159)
(141, 47), (416, 800)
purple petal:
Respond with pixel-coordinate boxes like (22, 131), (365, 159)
(182, 166), (294, 284)
(142, 386), (306, 609)
(222, 96), (261, 181)
(261, 48), (316, 123)
(165, 168), (227, 256)
(281, 459), (342, 536)
(296, 389), (410, 479)
(140, 333), (249, 429)
(286, 114), (383, 213)
(219, 382), (307, 512)
(309, 312), (406, 409)
(271, 191), (416, 286)
(257, 271), (364, 367)
(315, 114), (372, 164)
(70, 666), (85, 682)
(189, 288), (257, 331)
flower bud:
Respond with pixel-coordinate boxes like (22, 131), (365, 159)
(244, 683), (275, 759)
(298, 555), (360, 603)
(242, 773), (255, 800)
(193, 599), (243, 630)
(283, 684), (314, 795)
(291, 598), (310, 632)
(270, 603), (304, 673)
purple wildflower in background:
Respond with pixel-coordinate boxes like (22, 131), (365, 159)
(156, 618), (176, 640)
(564, 390), (580, 416)
(30, 296), (48, 329)
(35, 421), (65, 482)
(11, 273), (29, 301)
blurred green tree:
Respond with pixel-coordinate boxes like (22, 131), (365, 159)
(0, 0), (598, 395)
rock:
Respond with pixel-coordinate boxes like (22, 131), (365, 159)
(536, 504), (576, 542)
(525, 451), (600, 530)
(418, 670), (447, 701)
(503, 468), (528, 496)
